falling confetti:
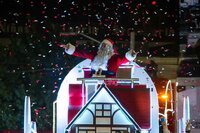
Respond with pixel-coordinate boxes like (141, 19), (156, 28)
(1, 0), (195, 131)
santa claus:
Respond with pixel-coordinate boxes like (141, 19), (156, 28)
(59, 38), (137, 77)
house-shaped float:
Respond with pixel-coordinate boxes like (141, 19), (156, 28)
(65, 83), (151, 133)
(54, 59), (159, 133)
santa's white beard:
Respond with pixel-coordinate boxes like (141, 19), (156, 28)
(90, 49), (112, 71)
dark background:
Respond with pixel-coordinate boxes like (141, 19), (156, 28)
(1, 0), (196, 131)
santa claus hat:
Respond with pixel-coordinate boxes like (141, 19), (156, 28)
(102, 38), (114, 46)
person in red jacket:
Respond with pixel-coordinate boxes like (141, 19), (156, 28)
(59, 38), (137, 77)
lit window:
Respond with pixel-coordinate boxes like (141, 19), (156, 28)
(96, 104), (102, 109)
(104, 111), (111, 116)
(96, 111), (102, 116)
(104, 104), (111, 110)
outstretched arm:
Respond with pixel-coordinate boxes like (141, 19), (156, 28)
(125, 49), (138, 61)
(59, 43), (76, 55)
(59, 43), (96, 60)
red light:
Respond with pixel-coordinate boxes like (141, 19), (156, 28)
(152, 1), (156, 5)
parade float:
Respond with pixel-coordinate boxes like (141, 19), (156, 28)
(54, 59), (160, 133)
(52, 32), (159, 133)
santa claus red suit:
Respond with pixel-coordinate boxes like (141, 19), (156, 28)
(62, 39), (137, 77)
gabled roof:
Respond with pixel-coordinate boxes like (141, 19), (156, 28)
(65, 83), (141, 132)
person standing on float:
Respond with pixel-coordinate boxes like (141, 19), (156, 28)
(59, 38), (137, 77)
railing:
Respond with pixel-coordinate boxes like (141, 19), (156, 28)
(77, 77), (139, 87)
(77, 77), (139, 104)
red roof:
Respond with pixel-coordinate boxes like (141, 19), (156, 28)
(108, 84), (151, 129)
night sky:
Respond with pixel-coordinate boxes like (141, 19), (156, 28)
(0, 0), (181, 130)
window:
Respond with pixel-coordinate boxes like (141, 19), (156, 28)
(95, 104), (111, 117)
(96, 104), (102, 109)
